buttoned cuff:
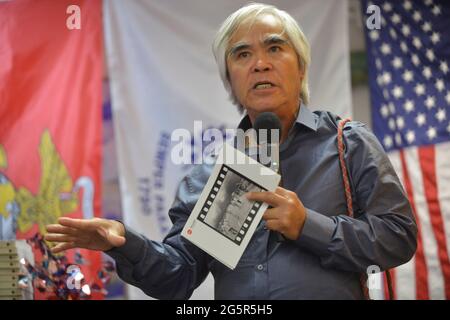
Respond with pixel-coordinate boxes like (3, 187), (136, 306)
(295, 208), (336, 257)
(104, 225), (146, 264)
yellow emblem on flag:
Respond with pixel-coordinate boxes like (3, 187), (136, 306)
(0, 130), (79, 238)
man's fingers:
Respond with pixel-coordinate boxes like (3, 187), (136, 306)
(46, 224), (77, 235)
(58, 217), (97, 231)
(246, 191), (284, 206)
(45, 233), (77, 243)
(274, 186), (291, 198)
(262, 208), (279, 220)
(264, 219), (283, 233)
(51, 242), (76, 254)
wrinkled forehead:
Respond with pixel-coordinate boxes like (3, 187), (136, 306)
(227, 14), (287, 49)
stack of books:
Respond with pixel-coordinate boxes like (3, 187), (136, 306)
(0, 240), (34, 300)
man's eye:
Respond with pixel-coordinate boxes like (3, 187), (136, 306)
(269, 46), (281, 53)
(238, 51), (250, 59)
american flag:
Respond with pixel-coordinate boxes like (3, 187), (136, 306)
(363, 0), (450, 299)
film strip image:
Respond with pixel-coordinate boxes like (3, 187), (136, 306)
(198, 165), (264, 245)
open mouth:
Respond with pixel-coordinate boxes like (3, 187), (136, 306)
(253, 82), (275, 90)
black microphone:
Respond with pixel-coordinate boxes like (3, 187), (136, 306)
(254, 112), (285, 242)
(253, 112), (282, 173)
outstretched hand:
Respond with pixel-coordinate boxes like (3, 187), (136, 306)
(45, 217), (126, 254)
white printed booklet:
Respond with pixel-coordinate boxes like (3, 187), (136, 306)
(181, 143), (280, 269)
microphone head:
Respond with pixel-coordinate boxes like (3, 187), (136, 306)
(253, 112), (282, 144)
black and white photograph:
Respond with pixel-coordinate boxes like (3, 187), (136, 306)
(199, 166), (264, 244)
(182, 143), (280, 269)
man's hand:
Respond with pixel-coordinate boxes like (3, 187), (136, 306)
(45, 217), (126, 254)
(246, 187), (307, 240)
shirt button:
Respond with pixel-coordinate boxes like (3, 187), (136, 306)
(256, 264), (264, 271)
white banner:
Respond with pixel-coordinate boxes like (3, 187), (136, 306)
(104, 0), (351, 299)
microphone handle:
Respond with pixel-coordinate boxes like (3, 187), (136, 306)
(272, 142), (285, 242)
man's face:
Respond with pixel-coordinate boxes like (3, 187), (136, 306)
(226, 14), (303, 119)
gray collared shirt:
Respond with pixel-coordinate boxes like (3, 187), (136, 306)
(107, 107), (417, 299)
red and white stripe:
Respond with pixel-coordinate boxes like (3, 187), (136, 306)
(388, 141), (450, 300)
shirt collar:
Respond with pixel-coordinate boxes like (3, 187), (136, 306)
(295, 104), (318, 132)
(237, 104), (318, 132)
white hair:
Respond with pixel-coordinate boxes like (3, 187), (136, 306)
(212, 2), (311, 113)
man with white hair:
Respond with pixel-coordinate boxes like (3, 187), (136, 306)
(46, 3), (417, 299)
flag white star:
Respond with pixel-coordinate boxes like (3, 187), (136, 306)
(388, 118), (396, 130)
(389, 28), (397, 39)
(446, 91), (450, 105)
(391, 13), (401, 24)
(432, 5), (441, 16)
(423, 67), (432, 80)
(375, 58), (382, 70)
(396, 116), (405, 130)
(377, 75), (384, 86)
(403, 99), (415, 113)
(402, 24), (411, 37)
(422, 21), (432, 32)
(370, 30), (379, 41)
(411, 54), (420, 66)
(380, 104), (390, 118)
(427, 126), (437, 140)
(383, 89), (390, 99)
(435, 79), (445, 92)
(395, 133), (402, 145)
(413, 37), (422, 49)
(392, 86), (403, 99)
(383, 2), (393, 11)
(380, 43), (392, 55)
(416, 113), (426, 127)
(405, 130), (415, 144)
(402, 70), (414, 82)
(389, 102), (396, 115)
(400, 41), (408, 53)
(440, 61), (449, 74)
(425, 95), (435, 109)
(436, 109), (446, 122)
(424, 0), (433, 6)
(414, 83), (425, 96)
(392, 57), (403, 69)
(384, 135), (393, 148)
(403, 0), (412, 11)
(413, 11), (422, 22)
(382, 71), (392, 85)
(426, 49), (435, 62)
(431, 32), (440, 44)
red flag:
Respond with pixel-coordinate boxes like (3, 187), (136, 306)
(0, 0), (103, 299)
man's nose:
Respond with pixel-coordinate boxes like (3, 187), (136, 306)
(253, 55), (272, 72)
